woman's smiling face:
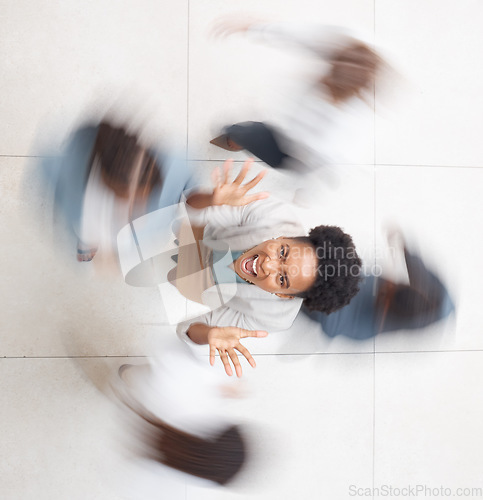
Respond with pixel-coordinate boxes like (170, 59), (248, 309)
(233, 237), (318, 297)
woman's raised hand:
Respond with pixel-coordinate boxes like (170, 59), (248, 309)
(208, 326), (269, 377)
(211, 159), (269, 207)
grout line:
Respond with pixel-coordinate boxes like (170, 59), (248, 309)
(253, 348), (483, 355)
(1, 355), (149, 359)
(0, 155), (57, 159)
(187, 159), (375, 166)
(187, 158), (265, 163)
(367, 1), (378, 486)
(196, 349), (483, 357)
(374, 163), (483, 169)
(3, 350), (483, 360)
(184, 159), (483, 169)
(373, 0), (377, 175)
(186, 0), (190, 154)
(1, 155), (481, 169)
(373, 64), (377, 499)
(372, 349), (376, 497)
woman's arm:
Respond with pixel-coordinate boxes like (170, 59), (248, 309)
(183, 158), (268, 239)
(186, 158), (268, 211)
(212, 18), (352, 59)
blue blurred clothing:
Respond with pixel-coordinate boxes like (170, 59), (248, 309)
(307, 275), (379, 340)
(42, 124), (195, 240)
(212, 250), (245, 285)
(305, 249), (455, 340)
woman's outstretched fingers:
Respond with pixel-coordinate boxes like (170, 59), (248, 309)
(243, 169), (267, 191)
(211, 166), (221, 187)
(222, 159), (233, 184)
(233, 158), (254, 185)
(207, 326), (268, 376)
(241, 329), (269, 339)
(236, 344), (256, 368)
(228, 350), (243, 378)
(218, 349), (233, 376)
(209, 345), (217, 366)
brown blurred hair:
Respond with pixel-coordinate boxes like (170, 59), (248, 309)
(135, 410), (247, 485)
(324, 42), (382, 103)
(89, 121), (162, 199)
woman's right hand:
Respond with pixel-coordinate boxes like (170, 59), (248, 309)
(211, 159), (269, 207)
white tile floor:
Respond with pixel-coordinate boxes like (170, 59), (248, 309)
(2, 1), (483, 499)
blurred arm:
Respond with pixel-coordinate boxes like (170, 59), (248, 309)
(246, 22), (353, 59)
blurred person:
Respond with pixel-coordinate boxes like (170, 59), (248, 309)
(304, 229), (455, 340)
(210, 19), (389, 185)
(172, 159), (362, 376)
(112, 339), (255, 496)
(51, 119), (194, 265)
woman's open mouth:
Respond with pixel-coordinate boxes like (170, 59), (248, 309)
(242, 254), (259, 277)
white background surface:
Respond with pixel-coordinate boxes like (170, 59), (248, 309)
(2, 0), (483, 499)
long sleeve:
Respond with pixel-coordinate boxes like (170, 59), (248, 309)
(183, 188), (247, 231)
(246, 22), (354, 60)
(176, 285), (303, 346)
(181, 192), (305, 250)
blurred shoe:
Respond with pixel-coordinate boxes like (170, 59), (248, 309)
(118, 363), (151, 391)
(77, 240), (97, 262)
(118, 364), (133, 382)
(210, 134), (244, 152)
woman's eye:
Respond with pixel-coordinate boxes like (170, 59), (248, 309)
(280, 246), (285, 258)
(279, 275), (284, 286)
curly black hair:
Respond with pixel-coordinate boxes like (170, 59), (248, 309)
(297, 225), (362, 313)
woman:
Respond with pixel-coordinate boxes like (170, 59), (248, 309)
(52, 119), (194, 263)
(211, 21), (389, 179)
(169, 160), (362, 377)
(113, 339), (251, 496)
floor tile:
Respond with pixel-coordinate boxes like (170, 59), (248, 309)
(374, 351), (483, 492)
(0, 157), (173, 357)
(188, 0), (374, 161)
(0, 358), (125, 499)
(374, 165), (482, 352)
(0, 0), (189, 156)
(375, 0), (483, 167)
(187, 353), (374, 499)
(243, 310), (375, 357)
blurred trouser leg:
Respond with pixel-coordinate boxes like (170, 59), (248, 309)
(225, 121), (290, 168)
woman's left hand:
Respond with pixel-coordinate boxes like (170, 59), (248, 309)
(208, 326), (269, 377)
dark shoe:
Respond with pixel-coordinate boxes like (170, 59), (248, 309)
(210, 134), (244, 152)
